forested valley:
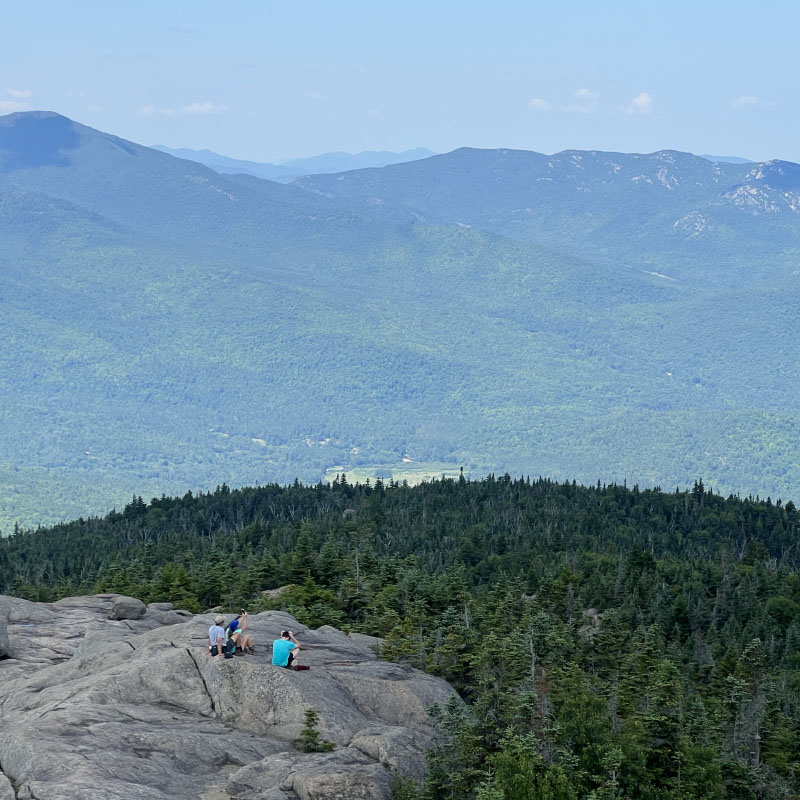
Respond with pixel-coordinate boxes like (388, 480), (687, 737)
(6, 113), (800, 532)
(3, 475), (800, 798)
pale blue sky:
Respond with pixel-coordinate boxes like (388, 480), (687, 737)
(2, 0), (798, 162)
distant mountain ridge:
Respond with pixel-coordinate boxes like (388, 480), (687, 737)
(150, 144), (436, 183)
(295, 146), (800, 286)
(3, 110), (800, 529)
(280, 147), (436, 172)
(149, 146), (300, 181)
(699, 154), (754, 164)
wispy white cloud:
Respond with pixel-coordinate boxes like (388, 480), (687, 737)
(1, 88), (33, 112)
(87, 104), (103, 113)
(308, 91), (325, 100)
(139, 103), (215, 117)
(561, 88), (598, 113)
(624, 91), (654, 115)
(181, 102), (227, 115)
(732, 95), (764, 109)
(529, 97), (550, 111)
(0, 100), (31, 112)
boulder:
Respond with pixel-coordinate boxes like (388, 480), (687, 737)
(0, 595), (457, 800)
(350, 726), (433, 782)
(152, 610), (193, 626)
(261, 586), (291, 600)
(348, 631), (385, 657)
(146, 602), (173, 612)
(108, 596), (147, 620)
(0, 595), (53, 624)
(0, 771), (14, 800)
(228, 749), (393, 800)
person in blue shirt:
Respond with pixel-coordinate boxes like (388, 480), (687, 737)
(227, 611), (255, 655)
(271, 630), (301, 668)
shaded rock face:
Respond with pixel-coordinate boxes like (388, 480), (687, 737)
(0, 615), (8, 658)
(0, 772), (13, 800)
(109, 596), (147, 620)
(0, 596), (455, 799)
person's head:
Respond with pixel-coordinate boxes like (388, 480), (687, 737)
(281, 630), (291, 639)
(215, 615), (224, 625)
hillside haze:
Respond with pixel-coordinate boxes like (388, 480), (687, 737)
(3, 110), (800, 528)
(150, 144), (436, 183)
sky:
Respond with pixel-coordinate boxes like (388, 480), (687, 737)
(2, 0), (799, 162)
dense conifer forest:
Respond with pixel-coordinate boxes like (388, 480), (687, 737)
(3, 475), (800, 798)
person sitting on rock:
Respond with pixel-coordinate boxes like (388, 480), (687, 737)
(208, 615), (228, 658)
(271, 629), (301, 668)
(227, 611), (254, 655)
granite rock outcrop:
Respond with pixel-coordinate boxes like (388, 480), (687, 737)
(0, 595), (455, 800)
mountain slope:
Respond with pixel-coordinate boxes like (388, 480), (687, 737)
(0, 112), (425, 251)
(699, 153), (754, 163)
(3, 112), (800, 528)
(295, 147), (800, 287)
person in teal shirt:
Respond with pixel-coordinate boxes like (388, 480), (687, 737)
(271, 630), (301, 668)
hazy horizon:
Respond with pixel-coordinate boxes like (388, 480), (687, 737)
(3, 1), (798, 162)
(0, 108), (764, 167)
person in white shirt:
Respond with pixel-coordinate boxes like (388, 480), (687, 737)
(208, 615), (227, 658)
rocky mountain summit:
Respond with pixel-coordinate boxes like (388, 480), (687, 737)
(0, 594), (455, 800)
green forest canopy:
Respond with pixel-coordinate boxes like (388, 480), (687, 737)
(3, 474), (800, 799)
